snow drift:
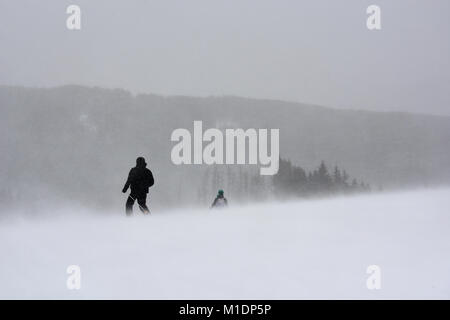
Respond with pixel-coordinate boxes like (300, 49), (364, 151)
(1, 189), (449, 299)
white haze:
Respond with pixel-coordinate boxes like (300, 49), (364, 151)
(1, 188), (449, 299)
(1, 0), (450, 115)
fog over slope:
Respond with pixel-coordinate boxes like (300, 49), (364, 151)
(1, 189), (449, 299)
(1, 85), (450, 211)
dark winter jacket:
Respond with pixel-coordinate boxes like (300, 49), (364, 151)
(123, 164), (154, 196)
(211, 195), (228, 208)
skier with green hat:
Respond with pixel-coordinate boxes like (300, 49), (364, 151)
(211, 189), (228, 209)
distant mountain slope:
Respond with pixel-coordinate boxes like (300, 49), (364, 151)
(1, 85), (450, 209)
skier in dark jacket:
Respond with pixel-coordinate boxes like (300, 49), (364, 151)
(122, 157), (154, 215)
(211, 189), (228, 209)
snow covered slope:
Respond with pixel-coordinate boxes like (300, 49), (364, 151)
(1, 189), (450, 299)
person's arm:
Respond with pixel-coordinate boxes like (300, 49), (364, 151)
(224, 198), (228, 206)
(211, 198), (218, 208)
(122, 169), (134, 193)
(147, 170), (155, 188)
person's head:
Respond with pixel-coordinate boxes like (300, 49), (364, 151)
(218, 189), (224, 197)
(136, 156), (147, 168)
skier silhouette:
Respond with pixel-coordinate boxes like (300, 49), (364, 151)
(211, 189), (228, 209)
(122, 157), (154, 215)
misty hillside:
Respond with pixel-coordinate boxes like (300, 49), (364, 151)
(1, 85), (450, 211)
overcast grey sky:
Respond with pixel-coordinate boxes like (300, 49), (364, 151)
(1, 0), (449, 115)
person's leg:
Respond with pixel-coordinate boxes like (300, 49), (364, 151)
(125, 195), (135, 216)
(137, 194), (150, 214)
